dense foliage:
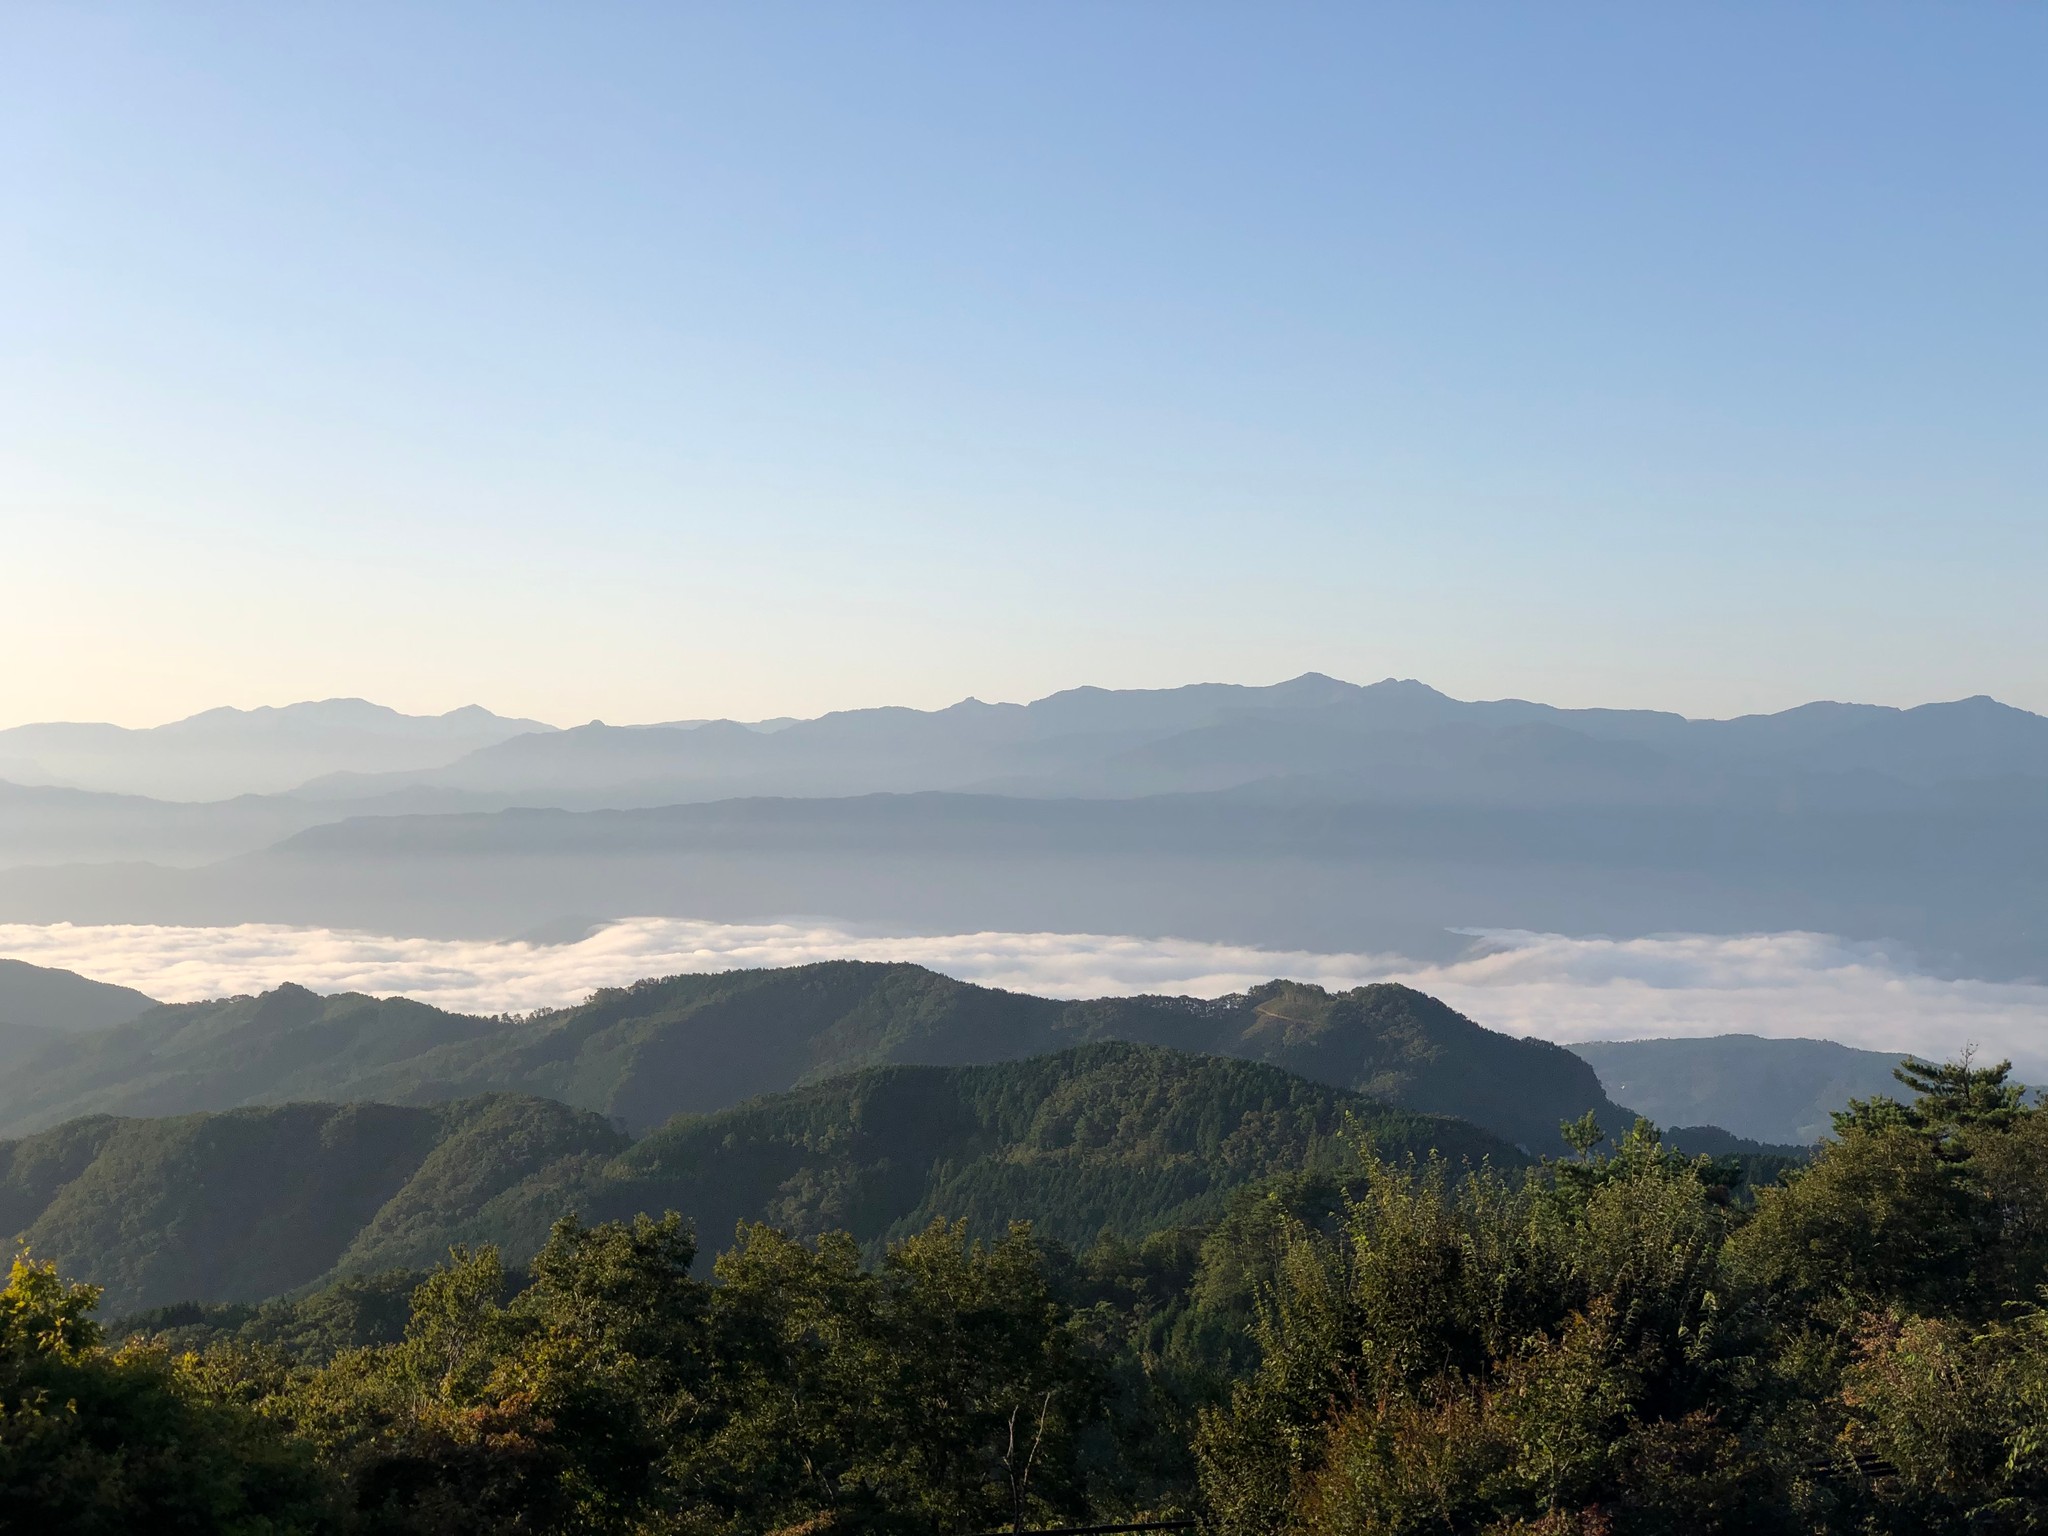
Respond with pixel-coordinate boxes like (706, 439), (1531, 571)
(0, 1251), (334, 1531)
(0, 963), (1625, 1152)
(4, 1054), (2042, 1533)
(5, 1215), (1159, 1535)
(1198, 1056), (2048, 1534)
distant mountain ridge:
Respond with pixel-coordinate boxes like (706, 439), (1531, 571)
(264, 676), (2048, 811)
(7, 675), (2048, 998)
(6, 783), (2046, 988)
(0, 957), (157, 1033)
(0, 958), (157, 1073)
(0, 698), (555, 801)
(0, 961), (1627, 1154)
(1570, 1035), (1915, 1145)
(20, 675), (2043, 817)
(8, 674), (2045, 881)
(0, 1043), (1521, 1313)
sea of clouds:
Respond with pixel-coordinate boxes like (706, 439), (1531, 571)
(3, 918), (2046, 1068)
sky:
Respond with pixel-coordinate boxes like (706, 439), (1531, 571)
(3, 3), (2044, 729)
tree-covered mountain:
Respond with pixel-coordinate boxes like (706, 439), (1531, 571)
(0, 1043), (1519, 1313)
(0, 962), (1626, 1152)
(580, 1041), (1517, 1258)
(0, 1094), (621, 1313)
(0, 983), (501, 1136)
(1571, 1034), (1911, 1144)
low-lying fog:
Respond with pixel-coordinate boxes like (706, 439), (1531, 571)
(5, 918), (2043, 1074)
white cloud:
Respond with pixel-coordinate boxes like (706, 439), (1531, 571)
(3, 919), (2045, 1070)
(1406, 930), (2048, 1069)
(0, 918), (1392, 1014)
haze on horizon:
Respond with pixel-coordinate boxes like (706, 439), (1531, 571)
(5, 4), (2046, 729)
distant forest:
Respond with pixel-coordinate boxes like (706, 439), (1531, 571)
(7, 1052), (2046, 1534)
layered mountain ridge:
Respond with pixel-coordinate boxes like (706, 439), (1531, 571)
(252, 677), (2048, 810)
(10, 676), (2047, 841)
(0, 954), (1916, 1149)
(0, 699), (555, 802)
(6, 677), (2043, 987)
(0, 961), (1624, 1154)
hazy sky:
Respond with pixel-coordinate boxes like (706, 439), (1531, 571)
(4, 4), (2044, 729)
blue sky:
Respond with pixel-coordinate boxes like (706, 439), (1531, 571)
(3, 3), (2043, 726)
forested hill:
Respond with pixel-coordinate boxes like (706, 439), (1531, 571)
(0, 1094), (623, 1314)
(0, 961), (1625, 1152)
(584, 1041), (1517, 1255)
(0, 1042), (1520, 1314)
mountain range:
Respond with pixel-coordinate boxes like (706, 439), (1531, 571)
(0, 957), (158, 1076)
(301, 675), (2048, 809)
(5, 676), (2045, 982)
(0, 961), (1625, 1153)
(12, 676), (2048, 821)
(0, 699), (553, 802)
(0, 949), (1917, 1145)
(0, 951), (1905, 1316)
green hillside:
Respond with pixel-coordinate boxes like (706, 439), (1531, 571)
(0, 961), (1626, 1152)
(3, 1043), (1519, 1312)
(0, 982), (501, 1135)
(1, 1094), (622, 1313)
(585, 1039), (1518, 1253)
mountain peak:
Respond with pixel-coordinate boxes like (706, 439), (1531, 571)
(1361, 677), (1450, 698)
